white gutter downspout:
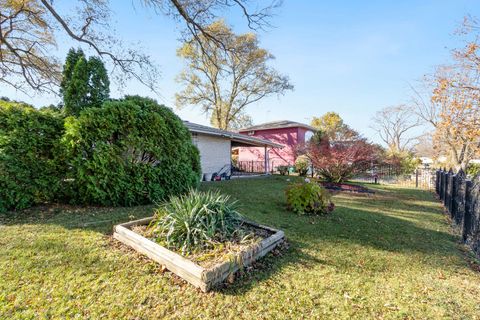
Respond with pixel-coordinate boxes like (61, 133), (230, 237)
(264, 146), (268, 174)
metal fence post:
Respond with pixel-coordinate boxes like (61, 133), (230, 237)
(415, 169), (419, 188)
(442, 170), (448, 203)
(446, 169), (454, 214)
(453, 170), (466, 226)
(439, 170), (446, 201)
(449, 173), (457, 218)
(462, 179), (473, 242)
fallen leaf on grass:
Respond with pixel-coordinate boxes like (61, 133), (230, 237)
(160, 265), (167, 273)
(383, 303), (399, 311)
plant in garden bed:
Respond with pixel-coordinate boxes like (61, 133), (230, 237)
(147, 189), (260, 256)
(294, 155), (309, 176)
(277, 165), (290, 175)
(285, 181), (334, 215)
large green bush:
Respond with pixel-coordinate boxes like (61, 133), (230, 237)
(285, 181), (334, 215)
(63, 96), (201, 206)
(0, 101), (65, 212)
(148, 189), (244, 254)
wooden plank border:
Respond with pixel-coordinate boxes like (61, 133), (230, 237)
(113, 217), (285, 292)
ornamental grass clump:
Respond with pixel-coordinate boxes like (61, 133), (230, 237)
(148, 190), (245, 254)
(285, 181), (334, 215)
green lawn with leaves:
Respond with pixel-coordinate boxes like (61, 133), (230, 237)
(1, 176), (479, 319)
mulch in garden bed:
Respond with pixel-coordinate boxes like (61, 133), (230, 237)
(131, 223), (271, 268)
(319, 181), (375, 194)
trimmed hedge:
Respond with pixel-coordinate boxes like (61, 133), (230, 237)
(63, 96), (201, 206)
(0, 101), (65, 212)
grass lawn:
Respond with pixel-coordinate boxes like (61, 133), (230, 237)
(1, 176), (480, 319)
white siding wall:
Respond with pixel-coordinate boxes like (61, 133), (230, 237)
(192, 133), (231, 176)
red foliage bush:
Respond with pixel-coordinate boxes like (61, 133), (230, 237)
(299, 134), (380, 183)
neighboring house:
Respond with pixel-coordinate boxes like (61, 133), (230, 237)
(184, 121), (282, 180)
(418, 157), (434, 165)
(237, 120), (316, 171)
(418, 155), (480, 167)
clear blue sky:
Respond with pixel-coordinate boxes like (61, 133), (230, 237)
(2, 0), (479, 143)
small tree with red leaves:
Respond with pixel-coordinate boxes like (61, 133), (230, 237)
(300, 132), (379, 183)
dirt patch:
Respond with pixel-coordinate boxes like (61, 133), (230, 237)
(320, 182), (375, 194)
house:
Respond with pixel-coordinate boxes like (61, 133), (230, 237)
(237, 120), (316, 171)
(184, 121), (282, 180)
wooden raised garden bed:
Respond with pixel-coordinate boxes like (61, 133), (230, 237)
(113, 217), (285, 292)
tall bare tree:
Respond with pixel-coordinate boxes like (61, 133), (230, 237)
(175, 20), (292, 130)
(414, 133), (436, 158)
(0, 0), (279, 93)
(370, 105), (420, 154)
(143, 0), (280, 46)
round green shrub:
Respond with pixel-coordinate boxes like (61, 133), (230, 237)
(295, 155), (310, 176)
(0, 101), (65, 212)
(277, 165), (289, 175)
(148, 189), (244, 254)
(63, 96), (201, 206)
(285, 181), (334, 215)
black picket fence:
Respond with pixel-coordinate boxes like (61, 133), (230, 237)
(234, 160), (286, 175)
(436, 169), (480, 258)
(234, 161), (266, 174)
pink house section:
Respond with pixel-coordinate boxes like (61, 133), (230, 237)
(237, 121), (316, 171)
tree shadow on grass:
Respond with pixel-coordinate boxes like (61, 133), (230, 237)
(306, 205), (457, 254)
(1, 195), (460, 259)
(0, 204), (155, 234)
(0, 184), (468, 296)
(222, 213), (464, 295)
(217, 239), (326, 295)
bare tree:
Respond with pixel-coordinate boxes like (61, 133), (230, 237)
(0, 0), (279, 93)
(0, 1), (61, 92)
(0, 0), (158, 93)
(370, 104), (420, 153)
(175, 20), (292, 130)
(414, 133), (436, 158)
(143, 0), (280, 44)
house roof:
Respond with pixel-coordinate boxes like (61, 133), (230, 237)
(184, 121), (283, 148)
(239, 120), (317, 132)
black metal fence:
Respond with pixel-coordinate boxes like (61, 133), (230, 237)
(352, 165), (436, 190)
(234, 161), (266, 174)
(234, 160), (286, 175)
(436, 169), (480, 258)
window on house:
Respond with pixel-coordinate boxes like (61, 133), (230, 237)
(305, 130), (314, 142)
